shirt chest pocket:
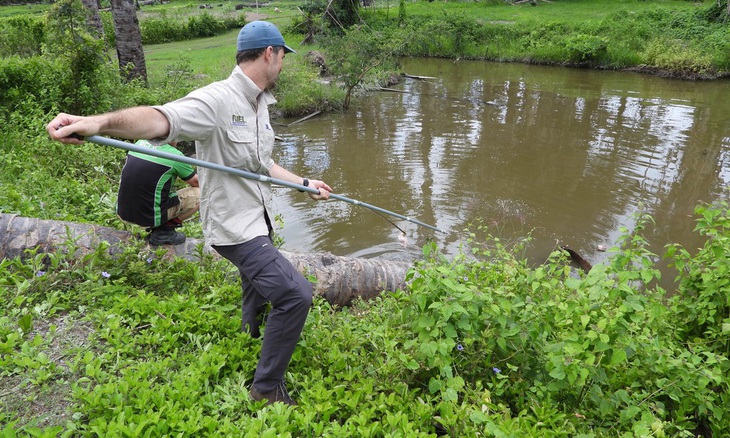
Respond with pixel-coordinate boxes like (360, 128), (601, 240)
(224, 128), (257, 169)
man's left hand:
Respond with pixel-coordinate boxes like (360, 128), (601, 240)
(307, 180), (332, 200)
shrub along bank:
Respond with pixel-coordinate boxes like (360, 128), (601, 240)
(356, 0), (730, 80)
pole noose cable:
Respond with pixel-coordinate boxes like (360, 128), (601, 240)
(83, 135), (448, 234)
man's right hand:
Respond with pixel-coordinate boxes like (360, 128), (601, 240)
(46, 113), (94, 145)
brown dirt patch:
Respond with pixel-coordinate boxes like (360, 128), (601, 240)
(245, 11), (269, 21)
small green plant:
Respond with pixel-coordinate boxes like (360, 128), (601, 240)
(565, 33), (608, 63)
(323, 26), (406, 109)
(667, 200), (730, 356)
(186, 12), (225, 39)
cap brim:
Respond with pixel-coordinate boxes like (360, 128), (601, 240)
(284, 45), (296, 54)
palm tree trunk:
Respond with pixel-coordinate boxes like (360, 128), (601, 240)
(80, 0), (105, 38)
(109, 0), (147, 83)
(0, 214), (411, 306)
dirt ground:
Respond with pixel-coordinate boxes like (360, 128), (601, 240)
(0, 315), (95, 430)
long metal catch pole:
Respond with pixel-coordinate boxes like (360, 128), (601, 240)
(84, 135), (448, 234)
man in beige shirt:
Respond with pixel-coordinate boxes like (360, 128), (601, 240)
(47, 21), (331, 406)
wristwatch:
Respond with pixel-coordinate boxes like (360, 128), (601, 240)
(298, 178), (309, 192)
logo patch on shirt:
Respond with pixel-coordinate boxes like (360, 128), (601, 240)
(232, 114), (247, 127)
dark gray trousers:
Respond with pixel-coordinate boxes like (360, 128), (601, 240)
(213, 236), (313, 393)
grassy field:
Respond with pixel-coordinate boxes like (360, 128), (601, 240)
(3, 0), (722, 82)
(138, 0), (724, 84)
(139, 2), (309, 85)
(143, 29), (239, 85)
(142, 26), (328, 104)
(0, 2), (48, 18)
(402, 0), (705, 21)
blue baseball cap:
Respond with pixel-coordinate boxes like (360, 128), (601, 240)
(236, 21), (296, 54)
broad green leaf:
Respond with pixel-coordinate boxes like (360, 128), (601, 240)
(549, 368), (566, 380)
(610, 348), (627, 366)
(620, 406), (641, 423)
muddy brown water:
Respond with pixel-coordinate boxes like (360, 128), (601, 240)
(271, 58), (730, 292)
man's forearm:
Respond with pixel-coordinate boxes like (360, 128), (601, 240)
(48, 106), (170, 144)
(269, 163), (304, 185)
(94, 107), (170, 140)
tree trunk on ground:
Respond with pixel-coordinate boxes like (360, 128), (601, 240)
(80, 0), (105, 38)
(0, 214), (412, 307)
(110, 0), (147, 83)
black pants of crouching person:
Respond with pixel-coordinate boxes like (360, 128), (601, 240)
(212, 235), (313, 393)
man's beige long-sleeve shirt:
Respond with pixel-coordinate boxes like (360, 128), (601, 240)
(154, 66), (277, 246)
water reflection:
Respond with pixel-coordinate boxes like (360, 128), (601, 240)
(272, 58), (730, 292)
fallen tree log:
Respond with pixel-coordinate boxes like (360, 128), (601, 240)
(0, 214), (412, 306)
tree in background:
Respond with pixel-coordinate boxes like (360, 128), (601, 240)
(109, 0), (147, 83)
(325, 26), (406, 109)
(297, 0), (362, 39)
(45, 0), (118, 114)
(80, 0), (104, 37)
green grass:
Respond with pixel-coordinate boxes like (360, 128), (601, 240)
(0, 3), (48, 18)
(5, 0), (722, 81)
(401, 0), (706, 21)
(143, 26), (322, 92)
(143, 29), (238, 85)
(142, 27), (330, 112)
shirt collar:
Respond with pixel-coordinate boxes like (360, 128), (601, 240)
(231, 65), (277, 107)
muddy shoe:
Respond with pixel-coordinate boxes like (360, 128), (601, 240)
(148, 226), (186, 246)
(249, 381), (297, 406)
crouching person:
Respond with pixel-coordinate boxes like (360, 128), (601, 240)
(117, 140), (200, 245)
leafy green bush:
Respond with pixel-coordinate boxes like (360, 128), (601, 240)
(186, 12), (225, 39)
(667, 201), (730, 356)
(141, 17), (188, 45)
(565, 33), (608, 63)
(141, 12), (244, 45)
(397, 213), (729, 435)
(0, 56), (61, 121)
(0, 15), (45, 57)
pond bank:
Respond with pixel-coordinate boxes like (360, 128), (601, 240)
(348, 1), (730, 84)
